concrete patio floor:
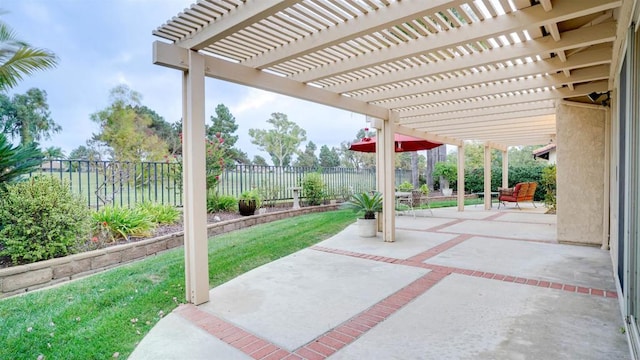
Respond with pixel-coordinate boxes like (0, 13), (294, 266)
(130, 203), (629, 359)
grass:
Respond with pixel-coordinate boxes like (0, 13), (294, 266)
(395, 197), (487, 211)
(0, 210), (358, 360)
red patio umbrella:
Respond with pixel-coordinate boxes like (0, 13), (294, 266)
(348, 134), (442, 153)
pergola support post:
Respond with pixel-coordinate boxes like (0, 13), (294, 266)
(484, 145), (492, 210)
(182, 50), (209, 305)
(457, 144), (465, 211)
(382, 112), (397, 242)
(502, 149), (509, 188)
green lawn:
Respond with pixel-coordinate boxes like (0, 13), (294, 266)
(0, 210), (358, 360)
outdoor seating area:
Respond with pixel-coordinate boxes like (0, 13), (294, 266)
(498, 182), (538, 209)
(130, 205), (628, 359)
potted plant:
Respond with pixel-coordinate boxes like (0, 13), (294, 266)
(238, 188), (261, 216)
(341, 191), (383, 237)
(433, 162), (457, 196)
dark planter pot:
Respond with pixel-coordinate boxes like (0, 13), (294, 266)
(238, 199), (257, 216)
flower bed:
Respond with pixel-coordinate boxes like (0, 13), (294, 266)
(0, 204), (338, 298)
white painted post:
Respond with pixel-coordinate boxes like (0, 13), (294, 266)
(502, 149), (509, 189)
(383, 112), (397, 242)
(484, 145), (492, 210)
(457, 144), (465, 211)
(183, 50), (209, 305)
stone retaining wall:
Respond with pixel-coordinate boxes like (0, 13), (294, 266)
(0, 204), (339, 298)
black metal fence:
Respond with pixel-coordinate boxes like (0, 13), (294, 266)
(34, 160), (415, 209)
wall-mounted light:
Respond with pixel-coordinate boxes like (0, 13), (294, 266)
(587, 91), (610, 107)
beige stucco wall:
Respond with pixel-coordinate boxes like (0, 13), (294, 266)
(556, 102), (606, 245)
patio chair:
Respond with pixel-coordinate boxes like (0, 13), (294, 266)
(498, 182), (537, 209)
(396, 190), (425, 217)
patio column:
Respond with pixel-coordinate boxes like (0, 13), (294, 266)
(182, 50), (209, 305)
(382, 112), (396, 242)
(457, 144), (465, 211)
(484, 145), (492, 210)
(502, 149), (509, 188)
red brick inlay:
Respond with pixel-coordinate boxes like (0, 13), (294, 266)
(484, 212), (508, 221)
(311, 246), (618, 300)
(294, 270), (450, 359)
(406, 234), (474, 263)
(424, 218), (466, 232)
(175, 304), (292, 359)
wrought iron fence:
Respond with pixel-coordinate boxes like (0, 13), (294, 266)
(34, 160), (416, 209)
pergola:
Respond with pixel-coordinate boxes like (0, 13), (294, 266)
(152, 0), (623, 304)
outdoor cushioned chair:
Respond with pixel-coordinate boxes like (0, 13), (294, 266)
(498, 182), (537, 209)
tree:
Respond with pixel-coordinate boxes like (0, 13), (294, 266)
(0, 133), (43, 186)
(0, 19), (58, 91)
(252, 155), (268, 166)
(508, 145), (542, 167)
(0, 88), (61, 146)
(135, 105), (181, 155)
(42, 146), (65, 159)
(69, 144), (101, 161)
(207, 104), (246, 165)
(295, 141), (319, 168)
(248, 112), (306, 166)
(207, 104), (238, 147)
(90, 85), (167, 162)
(319, 145), (340, 167)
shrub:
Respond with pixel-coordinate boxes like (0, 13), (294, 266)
(0, 176), (91, 265)
(301, 172), (324, 206)
(398, 181), (413, 192)
(541, 164), (557, 212)
(206, 193), (238, 213)
(136, 202), (181, 224)
(92, 206), (155, 242)
(433, 162), (457, 188)
(419, 184), (430, 196)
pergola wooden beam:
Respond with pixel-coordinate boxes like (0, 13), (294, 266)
(174, 0), (296, 50)
(398, 80), (608, 118)
(353, 46), (612, 103)
(153, 41), (389, 120)
(293, 0), (619, 83)
(243, 0), (464, 69)
(326, 22), (616, 94)
(384, 64), (609, 109)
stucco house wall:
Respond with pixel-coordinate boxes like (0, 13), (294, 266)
(556, 102), (606, 246)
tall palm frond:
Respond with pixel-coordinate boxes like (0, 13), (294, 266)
(0, 20), (58, 91)
(0, 133), (43, 185)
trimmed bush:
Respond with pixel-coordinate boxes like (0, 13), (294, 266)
(301, 173), (324, 206)
(0, 176), (91, 265)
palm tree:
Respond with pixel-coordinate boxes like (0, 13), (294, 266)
(0, 133), (43, 186)
(42, 146), (65, 160)
(0, 17), (58, 91)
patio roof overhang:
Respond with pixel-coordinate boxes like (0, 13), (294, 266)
(152, 0), (628, 304)
(153, 0), (623, 148)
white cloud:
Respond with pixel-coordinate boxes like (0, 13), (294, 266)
(232, 89), (278, 114)
(2, 0), (368, 164)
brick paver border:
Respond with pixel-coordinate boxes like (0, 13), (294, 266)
(173, 212), (615, 359)
(176, 270), (451, 360)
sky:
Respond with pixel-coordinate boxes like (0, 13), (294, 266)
(3, 0), (368, 162)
